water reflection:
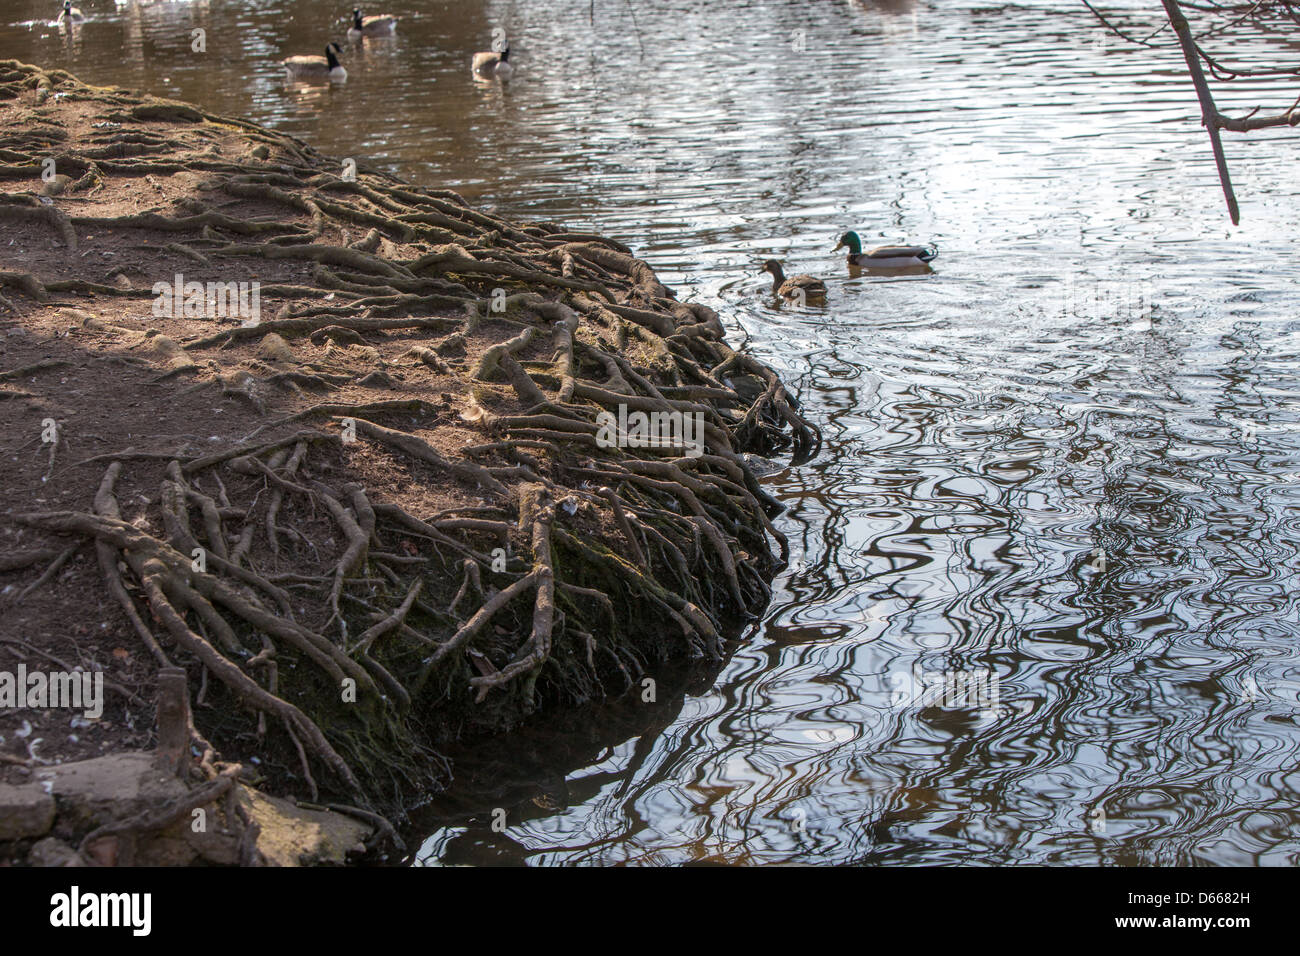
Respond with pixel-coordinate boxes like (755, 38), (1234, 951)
(3, 0), (1298, 865)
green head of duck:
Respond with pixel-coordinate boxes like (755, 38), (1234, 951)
(834, 231), (864, 256)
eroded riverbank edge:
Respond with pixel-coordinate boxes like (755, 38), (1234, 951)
(0, 60), (818, 865)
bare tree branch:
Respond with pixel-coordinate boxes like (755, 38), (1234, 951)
(1082, 0), (1299, 223)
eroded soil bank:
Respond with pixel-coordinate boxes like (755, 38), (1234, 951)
(0, 60), (817, 864)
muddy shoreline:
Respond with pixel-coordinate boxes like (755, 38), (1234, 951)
(0, 60), (816, 865)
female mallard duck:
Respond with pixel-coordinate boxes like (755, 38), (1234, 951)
(472, 42), (513, 79)
(283, 43), (348, 82)
(57, 1), (84, 23)
(348, 7), (397, 38)
(835, 231), (937, 268)
(761, 260), (827, 303)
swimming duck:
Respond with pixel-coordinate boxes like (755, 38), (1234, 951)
(761, 260), (827, 302)
(348, 7), (397, 38)
(835, 231), (937, 268)
(57, 1), (83, 23)
(283, 43), (348, 82)
(472, 42), (513, 79)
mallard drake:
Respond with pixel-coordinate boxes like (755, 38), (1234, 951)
(283, 43), (348, 82)
(761, 260), (827, 302)
(57, 1), (84, 23)
(472, 42), (513, 79)
(835, 231), (937, 268)
(348, 7), (397, 38)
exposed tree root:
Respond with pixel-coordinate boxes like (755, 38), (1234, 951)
(0, 60), (820, 822)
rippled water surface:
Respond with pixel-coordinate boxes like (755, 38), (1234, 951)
(6, 0), (1299, 865)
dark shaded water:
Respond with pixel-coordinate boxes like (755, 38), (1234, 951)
(6, 0), (1299, 864)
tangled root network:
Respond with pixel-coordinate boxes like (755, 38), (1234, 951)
(0, 62), (820, 814)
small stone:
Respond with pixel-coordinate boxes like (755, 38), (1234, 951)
(28, 836), (83, 867)
(0, 782), (56, 840)
(85, 836), (118, 867)
(357, 370), (395, 389)
(256, 333), (296, 363)
(41, 174), (73, 197)
(56, 307), (99, 328)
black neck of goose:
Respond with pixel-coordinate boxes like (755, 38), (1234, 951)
(326, 46), (339, 69)
(353, 11), (363, 28)
(500, 46), (510, 62)
(769, 265), (785, 292)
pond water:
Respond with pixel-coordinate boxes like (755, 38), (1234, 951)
(5, 0), (1299, 865)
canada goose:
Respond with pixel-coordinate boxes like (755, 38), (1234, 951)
(472, 42), (513, 79)
(835, 231), (937, 268)
(348, 7), (397, 38)
(283, 43), (347, 82)
(57, 1), (84, 23)
(761, 260), (827, 302)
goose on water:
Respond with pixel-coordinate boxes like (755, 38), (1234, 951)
(472, 42), (513, 79)
(348, 7), (397, 39)
(283, 42), (348, 82)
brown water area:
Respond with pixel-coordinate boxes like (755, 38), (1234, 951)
(3, 0), (1299, 865)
